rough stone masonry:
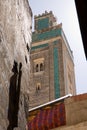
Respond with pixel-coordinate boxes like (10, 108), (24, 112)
(0, 0), (32, 129)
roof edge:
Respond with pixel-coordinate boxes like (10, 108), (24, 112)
(29, 94), (72, 112)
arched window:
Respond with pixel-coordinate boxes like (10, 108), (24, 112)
(34, 58), (44, 73)
(36, 83), (41, 92)
(36, 64), (38, 72)
(40, 63), (44, 71)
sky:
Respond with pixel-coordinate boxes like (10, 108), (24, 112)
(29, 0), (87, 94)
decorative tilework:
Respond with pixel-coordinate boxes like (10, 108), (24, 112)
(32, 28), (61, 42)
(53, 48), (60, 99)
(53, 40), (59, 45)
(31, 43), (48, 50)
(37, 18), (49, 30)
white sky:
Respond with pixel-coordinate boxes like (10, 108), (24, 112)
(29, 0), (87, 94)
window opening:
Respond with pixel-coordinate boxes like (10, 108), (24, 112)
(40, 63), (44, 71)
(36, 83), (41, 93)
(36, 64), (39, 72)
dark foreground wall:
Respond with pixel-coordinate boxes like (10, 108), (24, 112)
(0, 0), (32, 129)
(75, 0), (87, 59)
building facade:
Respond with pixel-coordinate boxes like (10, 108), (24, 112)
(29, 11), (76, 109)
(0, 0), (32, 129)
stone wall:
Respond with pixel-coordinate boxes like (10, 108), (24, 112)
(65, 93), (87, 125)
(62, 34), (76, 95)
(52, 93), (87, 130)
(0, 0), (32, 129)
(30, 47), (50, 108)
(53, 121), (87, 130)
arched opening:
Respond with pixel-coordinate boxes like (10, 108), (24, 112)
(36, 83), (41, 92)
(36, 64), (39, 72)
(40, 63), (44, 71)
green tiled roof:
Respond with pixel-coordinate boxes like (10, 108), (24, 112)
(32, 28), (61, 42)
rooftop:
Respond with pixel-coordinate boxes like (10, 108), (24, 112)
(27, 93), (87, 130)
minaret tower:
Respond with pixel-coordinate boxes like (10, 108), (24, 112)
(29, 11), (76, 108)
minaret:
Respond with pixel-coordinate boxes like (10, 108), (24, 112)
(29, 11), (76, 108)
